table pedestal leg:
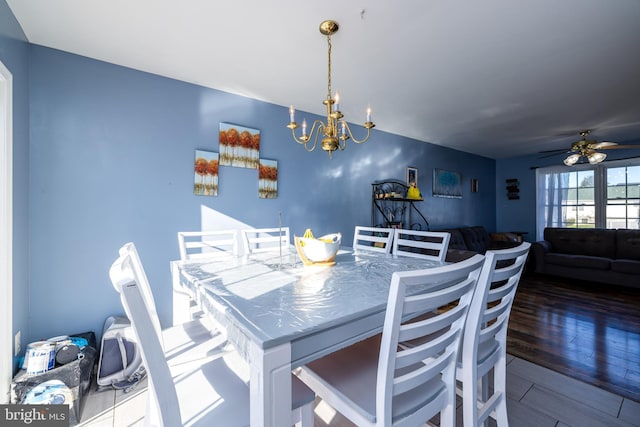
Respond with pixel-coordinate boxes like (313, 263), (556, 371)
(249, 341), (292, 427)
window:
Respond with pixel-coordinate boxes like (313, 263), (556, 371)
(536, 159), (640, 240)
(606, 165), (640, 229)
(567, 170), (595, 228)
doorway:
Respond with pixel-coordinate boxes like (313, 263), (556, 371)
(0, 59), (13, 403)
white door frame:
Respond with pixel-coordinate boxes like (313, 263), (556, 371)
(0, 59), (14, 404)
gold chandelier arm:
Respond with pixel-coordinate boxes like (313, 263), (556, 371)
(289, 120), (325, 151)
(340, 121), (375, 144)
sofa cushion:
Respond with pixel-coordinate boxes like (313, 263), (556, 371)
(611, 259), (640, 275)
(445, 249), (476, 263)
(616, 230), (640, 261)
(544, 228), (616, 258)
(439, 229), (467, 251)
(460, 226), (491, 254)
(544, 253), (611, 270)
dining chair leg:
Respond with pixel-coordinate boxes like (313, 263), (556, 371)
(434, 364), (456, 427)
(494, 355), (509, 426)
(293, 400), (314, 427)
(441, 390), (456, 427)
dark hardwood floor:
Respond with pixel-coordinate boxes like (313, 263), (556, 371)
(508, 272), (640, 403)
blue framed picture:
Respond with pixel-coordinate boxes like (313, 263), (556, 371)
(433, 169), (462, 199)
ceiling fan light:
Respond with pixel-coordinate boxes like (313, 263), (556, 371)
(588, 152), (607, 164)
(563, 154), (580, 166)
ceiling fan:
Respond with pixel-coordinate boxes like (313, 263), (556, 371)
(540, 130), (640, 166)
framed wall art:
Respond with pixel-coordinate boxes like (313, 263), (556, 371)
(406, 166), (418, 187)
(471, 178), (479, 193)
(433, 168), (462, 199)
(219, 122), (260, 169)
(258, 158), (278, 199)
(506, 178), (520, 200)
(194, 150), (219, 196)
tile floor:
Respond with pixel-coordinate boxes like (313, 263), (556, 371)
(74, 355), (639, 427)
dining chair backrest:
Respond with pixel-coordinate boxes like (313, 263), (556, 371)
(109, 253), (183, 426)
(352, 226), (395, 254)
(117, 242), (163, 340)
(392, 228), (451, 262)
(177, 230), (238, 260)
(458, 242), (531, 427)
(377, 254), (485, 426)
(241, 227), (290, 254)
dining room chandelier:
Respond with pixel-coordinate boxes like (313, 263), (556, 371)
(287, 20), (374, 158)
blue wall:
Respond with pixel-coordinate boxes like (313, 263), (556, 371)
(0, 0), (30, 368)
(25, 45), (497, 342)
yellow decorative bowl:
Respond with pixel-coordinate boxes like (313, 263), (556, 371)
(295, 233), (342, 265)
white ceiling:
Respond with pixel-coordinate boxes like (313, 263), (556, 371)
(7, 0), (640, 159)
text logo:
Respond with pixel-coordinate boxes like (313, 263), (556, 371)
(1, 405), (68, 426)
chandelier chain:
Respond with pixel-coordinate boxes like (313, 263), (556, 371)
(327, 34), (332, 100)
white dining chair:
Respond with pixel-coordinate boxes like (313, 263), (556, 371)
(352, 226), (395, 254)
(175, 230), (238, 325)
(175, 230), (238, 323)
(296, 254), (485, 427)
(392, 229), (451, 262)
(117, 242), (230, 369)
(177, 230), (238, 260)
(241, 227), (290, 254)
(457, 242), (531, 427)
(109, 244), (315, 427)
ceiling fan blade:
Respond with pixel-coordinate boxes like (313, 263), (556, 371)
(612, 155), (640, 161)
(552, 128), (598, 138)
(538, 151), (570, 159)
(538, 148), (571, 154)
(600, 144), (640, 150)
(589, 141), (618, 149)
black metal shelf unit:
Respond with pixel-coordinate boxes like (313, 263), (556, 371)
(371, 180), (429, 230)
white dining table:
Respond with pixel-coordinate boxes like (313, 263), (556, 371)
(170, 247), (444, 427)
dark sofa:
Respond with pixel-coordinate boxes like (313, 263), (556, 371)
(436, 226), (520, 263)
(533, 227), (640, 289)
